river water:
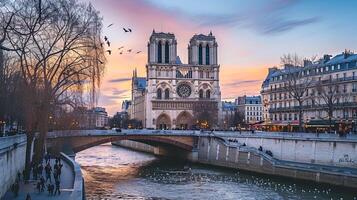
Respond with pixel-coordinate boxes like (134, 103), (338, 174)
(76, 143), (357, 200)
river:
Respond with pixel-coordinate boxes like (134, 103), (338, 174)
(75, 143), (357, 200)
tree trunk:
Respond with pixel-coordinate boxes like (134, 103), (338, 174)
(34, 103), (49, 164)
(328, 109), (333, 133)
(298, 101), (304, 132)
(24, 132), (34, 180)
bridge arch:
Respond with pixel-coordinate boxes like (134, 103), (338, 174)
(47, 134), (196, 154)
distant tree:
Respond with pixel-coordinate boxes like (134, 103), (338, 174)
(109, 112), (129, 128)
(281, 53), (313, 132)
(193, 101), (218, 129)
(316, 79), (351, 132)
(231, 110), (245, 128)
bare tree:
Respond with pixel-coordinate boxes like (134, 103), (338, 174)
(281, 54), (312, 132)
(316, 80), (351, 132)
(1, 0), (105, 165)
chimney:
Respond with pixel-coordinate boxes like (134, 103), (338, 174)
(323, 54), (332, 63)
(268, 67), (278, 74)
(343, 49), (353, 59)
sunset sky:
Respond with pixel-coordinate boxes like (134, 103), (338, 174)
(81, 0), (357, 115)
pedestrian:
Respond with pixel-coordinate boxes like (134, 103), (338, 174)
(53, 170), (58, 182)
(26, 193), (31, 200)
(57, 163), (63, 179)
(47, 183), (51, 195)
(50, 184), (55, 195)
(36, 181), (41, 193)
(45, 162), (52, 182)
(17, 171), (21, 182)
(54, 179), (60, 195)
(40, 176), (45, 192)
(38, 163), (43, 176)
(13, 181), (19, 197)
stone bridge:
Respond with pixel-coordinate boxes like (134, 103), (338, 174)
(46, 129), (214, 159)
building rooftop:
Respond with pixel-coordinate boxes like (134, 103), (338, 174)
(222, 101), (236, 111)
(236, 95), (262, 105)
(150, 30), (176, 41)
(262, 51), (357, 87)
(190, 32), (216, 42)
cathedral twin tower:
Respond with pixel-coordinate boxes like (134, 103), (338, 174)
(147, 30), (218, 65)
(132, 30), (221, 130)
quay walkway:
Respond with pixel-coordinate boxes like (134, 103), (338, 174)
(2, 153), (82, 200)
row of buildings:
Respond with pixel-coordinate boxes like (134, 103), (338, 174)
(261, 51), (357, 133)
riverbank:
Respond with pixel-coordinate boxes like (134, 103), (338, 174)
(93, 142), (357, 199)
(112, 137), (357, 189)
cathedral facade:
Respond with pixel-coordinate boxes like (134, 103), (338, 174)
(131, 30), (221, 129)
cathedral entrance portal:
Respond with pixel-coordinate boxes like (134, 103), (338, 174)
(156, 114), (171, 130)
(176, 111), (193, 130)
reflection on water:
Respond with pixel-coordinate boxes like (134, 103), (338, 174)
(76, 143), (357, 200)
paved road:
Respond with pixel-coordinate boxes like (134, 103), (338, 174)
(2, 158), (74, 200)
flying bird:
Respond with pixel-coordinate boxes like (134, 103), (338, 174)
(119, 51), (123, 55)
(107, 23), (114, 28)
(104, 36), (108, 41)
(123, 28), (129, 33)
(100, 43), (104, 47)
(136, 51), (141, 54)
(128, 28), (132, 32)
(118, 46), (124, 50)
(127, 49), (132, 53)
(106, 50), (112, 55)
(107, 41), (110, 47)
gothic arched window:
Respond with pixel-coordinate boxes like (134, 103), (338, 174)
(157, 88), (162, 99)
(199, 89), (204, 99)
(165, 41), (169, 64)
(164, 88), (170, 99)
(206, 90), (211, 99)
(206, 44), (210, 65)
(198, 44), (203, 65)
(158, 41), (162, 63)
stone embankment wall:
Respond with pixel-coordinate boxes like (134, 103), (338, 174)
(197, 136), (357, 188)
(0, 135), (27, 198)
(229, 135), (357, 168)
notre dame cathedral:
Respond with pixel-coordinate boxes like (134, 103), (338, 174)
(130, 30), (221, 129)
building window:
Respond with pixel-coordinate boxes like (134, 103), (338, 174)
(198, 44), (203, 65)
(165, 41), (169, 63)
(206, 44), (210, 65)
(199, 89), (204, 99)
(157, 41), (162, 63)
(164, 88), (170, 99)
(157, 88), (162, 99)
(206, 90), (211, 99)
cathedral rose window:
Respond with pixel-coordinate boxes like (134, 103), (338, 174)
(177, 84), (191, 98)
